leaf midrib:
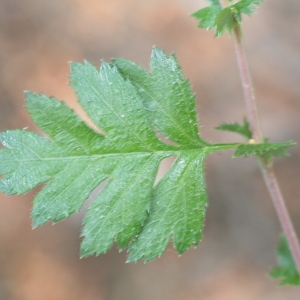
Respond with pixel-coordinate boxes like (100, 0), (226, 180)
(3, 143), (239, 163)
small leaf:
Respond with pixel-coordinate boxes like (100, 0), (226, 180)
(215, 7), (238, 36)
(191, 0), (222, 30)
(215, 118), (252, 139)
(233, 141), (295, 158)
(270, 235), (300, 286)
(192, 0), (265, 36)
(234, 0), (264, 18)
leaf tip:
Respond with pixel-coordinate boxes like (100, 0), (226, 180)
(69, 61), (85, 74)
(151, 46), (164, 59)
(100, 60), (114, 74)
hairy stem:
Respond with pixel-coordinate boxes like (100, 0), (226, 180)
(260, 162), (300, 272)
(232, 24), (300, 272)
(232, 25), (262, 143)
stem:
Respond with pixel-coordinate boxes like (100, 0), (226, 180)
(232, 25), (262, 143)
(260, 162), (300, 272)
(232, 24), (300, 272)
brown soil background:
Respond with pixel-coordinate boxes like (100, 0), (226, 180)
(0, 0), (300, 299)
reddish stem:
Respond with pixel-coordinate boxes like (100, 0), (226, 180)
(232, 25), (262, 143)
(232, 24), (300, 272)
(260, 163), (300, 271)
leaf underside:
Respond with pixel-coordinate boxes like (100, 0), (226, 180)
(191, 0), (264, 36)
(0, 48), (234, 261)
(270, 235), (300, 286)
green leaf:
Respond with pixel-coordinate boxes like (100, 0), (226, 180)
(127, 151), (208, 262)
(191, 0), (222, 30)
(0, 48), (236, 261)
(215, 120), (295, 161)
(233, 140), (295, 158)
(215, 118), (252, 139)
(270, 235), (300, 286)
(234, 0), (265, 19)
(214, 7), (238, 36)
(191, 0), (264, 36)
(113, 48), (205, 147)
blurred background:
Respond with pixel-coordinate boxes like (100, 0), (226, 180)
(0, 0), (300, 299)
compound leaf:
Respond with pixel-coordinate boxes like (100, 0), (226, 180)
(0, 48), (235, 261)
(270, 235), (300, 286)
